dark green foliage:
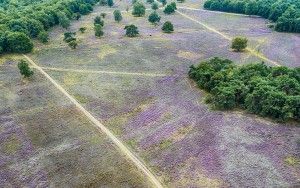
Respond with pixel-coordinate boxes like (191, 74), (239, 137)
(177, 0), (185, 3)
(160, 0), (167, 6)
(203, 0), (300, 33)
(147, 0), (154, 4)
(94, 24), (104, 37)
(94, 16), (104, 26)
(18, 60), (33, 78)
(231, 37), (248, 52)
(0, 0), (98, 54)
(64, 32), (76, 43)
(170, 2), (177, 10)
(107, 0), (114, 7)
(38, 31), (49, 43)
(6, 32), (33, 53)
(124, 24), (139, 37)
(152, 2), (159, 10)
(132, 2), (146, 17)
(113, 10), (122, 22)
(79, 27), (87, 33)
(164, 3), (176, 14)
(148, 11), (161, 25)
(162, 21), (174, 33)
(189, 57), (300, 122)
(101, 13), (107, 18)
(68, 40), (78, 49)
(99, 0), (107, 5)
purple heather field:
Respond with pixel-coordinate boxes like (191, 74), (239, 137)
(1, 0), (300, 187)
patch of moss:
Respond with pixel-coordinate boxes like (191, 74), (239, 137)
(284, 156), (300, 166)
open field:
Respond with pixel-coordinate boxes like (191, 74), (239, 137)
(1, 0), (300, 187)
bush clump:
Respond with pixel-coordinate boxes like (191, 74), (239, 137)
(162, 21), (174, 33)
(164, 3), (176, 14)
(124, 24), (139, 37)
(132, 2), (146, 17)
(231, 37), (248, 52)
(189, 57), (300, 122)
(18, 60), (33, 78)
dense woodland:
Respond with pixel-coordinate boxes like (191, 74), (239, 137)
(0, 0), (100, 54)
(189, 58), (300, 122)
(204, 0), (300, 33)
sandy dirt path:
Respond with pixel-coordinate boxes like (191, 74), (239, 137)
(23, 54), (164, 188)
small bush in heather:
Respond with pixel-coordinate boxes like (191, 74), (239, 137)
(170, 2), (177, 9)
(64, 32), (76, 43)
(148, 11), (161, 25)
(79, 27), (87, 33)
(94, 24), (104, 37)
(132, 2), (146, 17)
(99, 0), (107, 6)
(100, 13), (107, 18)
(163, 4), (175, 14)
(94, 16), (104, 26)
(38, 31), (49, 43)
(124, 24), (139, 37)
(162, 21), (174, 33)
(68, 40), (78, 49)
(151, 2), (159, 10)
(107, 0), (114, 7)
(231, 37), (248, 52)
(113, 10), (122, 22)
(177, 0), (185, 3)
(160, 0), (167, 6)
(18, 60), (33, 78)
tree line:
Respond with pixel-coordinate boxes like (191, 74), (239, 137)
(189, 57), (300, 122)
(0, 0), (100, 54)
(203, 0), (300, 33)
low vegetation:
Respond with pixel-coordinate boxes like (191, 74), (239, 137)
(204, 0), (300, 33)
(18, 60), (33, 78)
(124, 24), (139, 37)
(189, 57), (300, 122)
(231, 37), (248, 52)
(162, 21), (174, 33)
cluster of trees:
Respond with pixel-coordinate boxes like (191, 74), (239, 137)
(0, 0), (100, 54)
(189, 57), (300, 122)
(203, 0), (300, 33)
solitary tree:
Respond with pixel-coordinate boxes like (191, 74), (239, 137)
(113, 10), (123, 22)
(132, 2), (146, 17)
(162, 21), (174, 33)
(124, 24), (139, 37)
(151, 2), (159, 10)
(94, 24), (104, 37)
(107, 0), (114, 7)
(148, 11), (161, 25)
(18, 60), (33, 78)
(38, 31), (49, 43)
(79, 27), (87, 33)
(64, 32), (76, 43)
(68, 40), (78, 49)
(231, 37), (248, 52)
(164, 4), (176, 14)
(94, 16), (104, 26)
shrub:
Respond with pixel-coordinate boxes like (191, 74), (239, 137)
(79, 27), (87, 33)
(68, 40), (78, 49)
(147, 0), (154, 4)
(107, 0), (114, 7)
(124, 24), (139, 37)
(170, 2), (177, 10)
(164, 4), (176, 14)
(132, 2), (146, 17)
(99, 0), (107, 5)
(94, 24), (104, 37)
(101, 13), (107, 18)
(94, 16), (104, 26)
(160, 0), (167, 6)
(177, 0), (185, 3)
(18, 60), (33, 78)
(162, 21), (174, 33)
(6, 32), (33, 53)
(151, 2), (159, 10)
(113, 10), (123, 22)
(148, 11), (161, 25)
(231, 37), (248, 52)
(38, 31), (49, 43)
(64, 32), (76, 43)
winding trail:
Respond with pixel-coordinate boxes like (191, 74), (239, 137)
(23, 54), (164, 188)
(175, 10), (281, 66)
